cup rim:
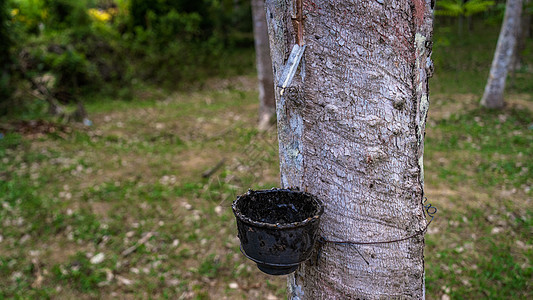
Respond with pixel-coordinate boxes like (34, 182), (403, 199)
(232, 188), (324, 229)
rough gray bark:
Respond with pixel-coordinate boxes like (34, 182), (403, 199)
(252, 0), (276, 130)
(481, 0), (523, 109)
(265, 0), (434, 298)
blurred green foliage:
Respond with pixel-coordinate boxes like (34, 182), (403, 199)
(0, 0), (14, 109)
(1, 0), (253, 116)
(436, 0), (495, 17)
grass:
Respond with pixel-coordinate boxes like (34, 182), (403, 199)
(423, 18), (533, 297)
(0, 17), (532, 299)
(0, 77), (283, 299)
(423, 97), (533, 299)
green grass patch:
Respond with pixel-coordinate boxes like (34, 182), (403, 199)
(426, 106), (533, 190)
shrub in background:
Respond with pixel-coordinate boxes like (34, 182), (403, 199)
(8, 0), (130, 104)
(0, 0), (14, 115)
(124, 0), (253, 86)
(3, 0), (255, 117)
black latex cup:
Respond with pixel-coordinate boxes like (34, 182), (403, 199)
(232, 188), (324, 275)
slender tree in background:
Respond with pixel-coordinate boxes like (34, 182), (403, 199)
(265, 0), (434, 298)
(481, 0), (523, 109)
(252, 0), (276, 130)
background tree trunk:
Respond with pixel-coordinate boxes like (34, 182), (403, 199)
(265, 0), (434, 298)
(252, 0), (276, 131)
(481, 0), (523, 109)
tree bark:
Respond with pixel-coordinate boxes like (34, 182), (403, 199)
(265, 0), (434, 298)
(252, 0), (276, 131)
(481, 0), (523, 109)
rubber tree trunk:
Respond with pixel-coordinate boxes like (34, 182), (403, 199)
(481, 0), (523, 109)
(265, 0), (434, 298)
(252, 0), (276, 131)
